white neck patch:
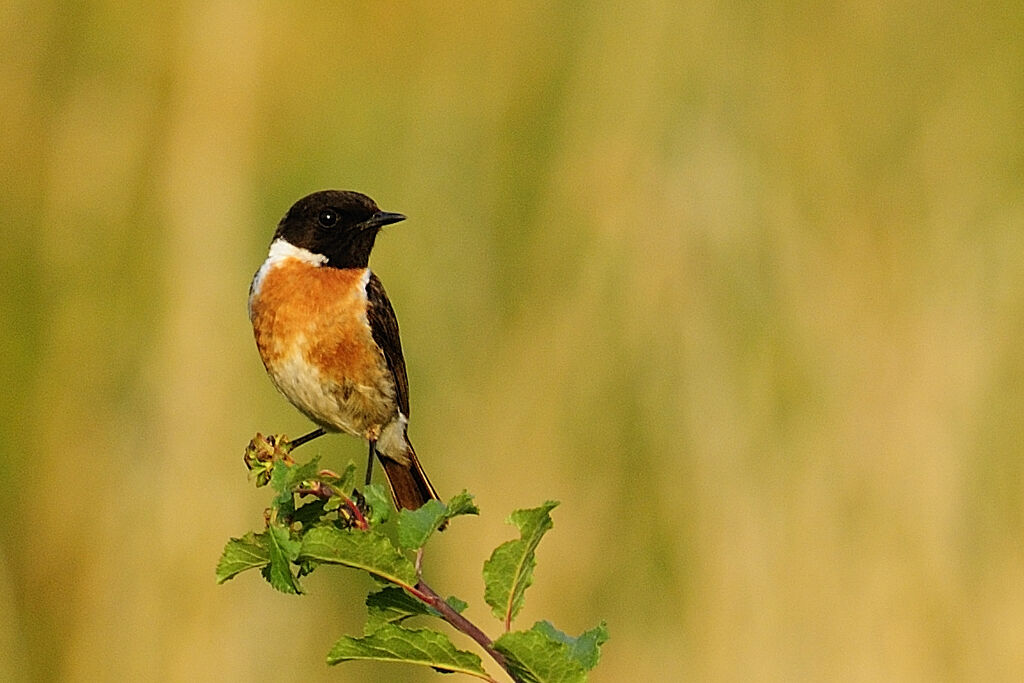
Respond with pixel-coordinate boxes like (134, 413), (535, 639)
(249, 238), (328, 307)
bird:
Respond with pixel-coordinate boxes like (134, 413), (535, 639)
(248, 190), (440, 511)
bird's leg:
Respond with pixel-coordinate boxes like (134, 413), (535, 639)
(366, 440), (378, 486)
(289, 427), (326, 450)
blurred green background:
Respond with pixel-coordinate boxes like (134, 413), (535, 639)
(2, 1), (1023, 681)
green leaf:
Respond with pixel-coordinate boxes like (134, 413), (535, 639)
(445, 490), (481, 518)
(483, 501), (559, 625)
(278, 456), (321, 493)
(362, 483), (392, 525)
(364, 587), (470, 632)
(327, 623), (490, 679)
(494, 628), (586, 683)
(215, 532), (270, 583)
(321, 462), (358, 514)
(263, 523), (303, 594)
(298, 526), (417, 587)
(445, 595), (469, 614)
(365, 586), (435, 631)
(270, 456), (322, 507)
(397, 500), (448, 549)
(291, 499), (328, 527)
(396, 491), (481, 550)
(531, 621), (609, 671)
(296, 557), (320, 578)
(324, 462), (357, 495)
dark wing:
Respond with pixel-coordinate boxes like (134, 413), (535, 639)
(365, 272), (410, 417)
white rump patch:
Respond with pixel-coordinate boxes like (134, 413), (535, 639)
(377, 413), (412, 464)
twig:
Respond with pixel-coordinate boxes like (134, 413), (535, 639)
(409, 580), (519, 683)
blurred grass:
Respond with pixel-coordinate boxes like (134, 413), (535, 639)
(2, 1), (1023, 681)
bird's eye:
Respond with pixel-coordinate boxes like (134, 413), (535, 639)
(317, 209), (338, 227)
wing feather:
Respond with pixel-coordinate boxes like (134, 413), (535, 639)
(365, 272), (410, 417)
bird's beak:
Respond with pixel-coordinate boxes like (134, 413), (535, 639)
(366, 211), (406, 229)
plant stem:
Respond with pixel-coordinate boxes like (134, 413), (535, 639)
(411, 579), (520, 683)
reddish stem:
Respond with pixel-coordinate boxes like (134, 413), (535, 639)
(342, 496), (369, 530)
(407, 580), (519, 683)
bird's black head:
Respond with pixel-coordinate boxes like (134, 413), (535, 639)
(273, 190), (405, 269)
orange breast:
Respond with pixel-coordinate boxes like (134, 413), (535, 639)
(250, 259), (397, 435)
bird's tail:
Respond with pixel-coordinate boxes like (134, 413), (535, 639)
(379, 438), (440, 511)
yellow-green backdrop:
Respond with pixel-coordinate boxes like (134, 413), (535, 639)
(2, 2), (1022, 681)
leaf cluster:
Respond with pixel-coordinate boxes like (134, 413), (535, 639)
(218, 434), (608, 682)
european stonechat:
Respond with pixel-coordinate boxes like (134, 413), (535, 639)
(249, 190), (439, 511)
